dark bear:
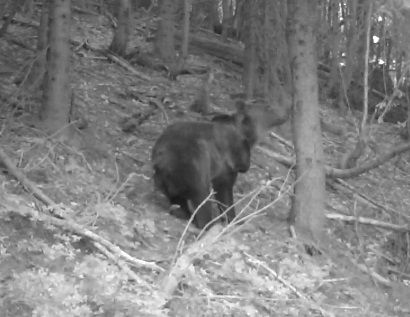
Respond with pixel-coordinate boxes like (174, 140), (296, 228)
(151, 100), (285, 229)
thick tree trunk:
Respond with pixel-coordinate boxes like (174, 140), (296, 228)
(288, 0), (326, 244)
(41, 0), (72, 134)
(154, 0), (176, 62)
(108, 0), (130, 57)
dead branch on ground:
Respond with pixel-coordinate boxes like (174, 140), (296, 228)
(161, 223), (223, 297)
(257, 141), (410, 223)
(332, 178), (410, 221)
(103, 50), (151, 81)
(326, 213), (410, 232)
(327, 141), (410, 178)
(266, 132), (410, 179)
(0, 146), (163, 274)
(245, 252), (334, 317)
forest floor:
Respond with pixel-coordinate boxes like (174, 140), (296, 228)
(1, 10), (410, 317)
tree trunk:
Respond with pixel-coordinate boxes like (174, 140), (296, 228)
(154, 0), (176, 62)
(25, 1), (48, 90)
(327, 0), (342, 101)
(181, 0), (190, 60)
(190, 0), (218, 30)
(41, 0), (72, 134)
(287, 0), (326, 244)
(108, 0), (130, 57)
(221, 0), (231, 40)
(242, 0), (258, 99)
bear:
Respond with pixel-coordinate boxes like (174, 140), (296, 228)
(151, 100), (286, 228)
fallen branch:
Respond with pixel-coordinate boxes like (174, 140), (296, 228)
(257, 143), (410, 221)
(245, 252), (334, 317)
(72, 6), (100, 15)
(0, 147), (163, 273)
(329, 141), (410, 178)
(326, 213), (410, 232)
(256, 145), (293, 168)
(261, 136), (410, 181)
(161, 223), (223, 297)
(351, 260), (391, 287)
(104, 50), (151, 81)
(267, 127), (410, 180)
(0, 147), (56, 207)
(333, 178), (410, 221)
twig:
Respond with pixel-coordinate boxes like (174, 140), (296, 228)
(149, 98), (169, 124)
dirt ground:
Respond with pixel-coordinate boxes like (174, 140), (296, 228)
(1, 10), (410, 317)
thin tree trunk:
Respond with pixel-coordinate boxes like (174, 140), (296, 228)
(407, 92), (410, 138)
(221, 0), (231, 40)
(327, 0), (342, 100)
(360, 1), (372, 132)
(288, 0), (326, 244)
(340, 0), (372, 169)
(108, 0), (130, 57)
(41, 0), (72, 134)
(181, 0), (190, 60)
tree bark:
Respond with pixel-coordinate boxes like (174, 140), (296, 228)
(108, 0), (130, 57)
(288, 0), (326, 244)
(41, 0), (72, 134)
(221, 0), (231, 40)
(180, 0), (190, 60)
(242, 0), (258, 99)
(340, 0), (373, 169)
(154, 0), (176, 62)
(25, 1), (49, 90)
